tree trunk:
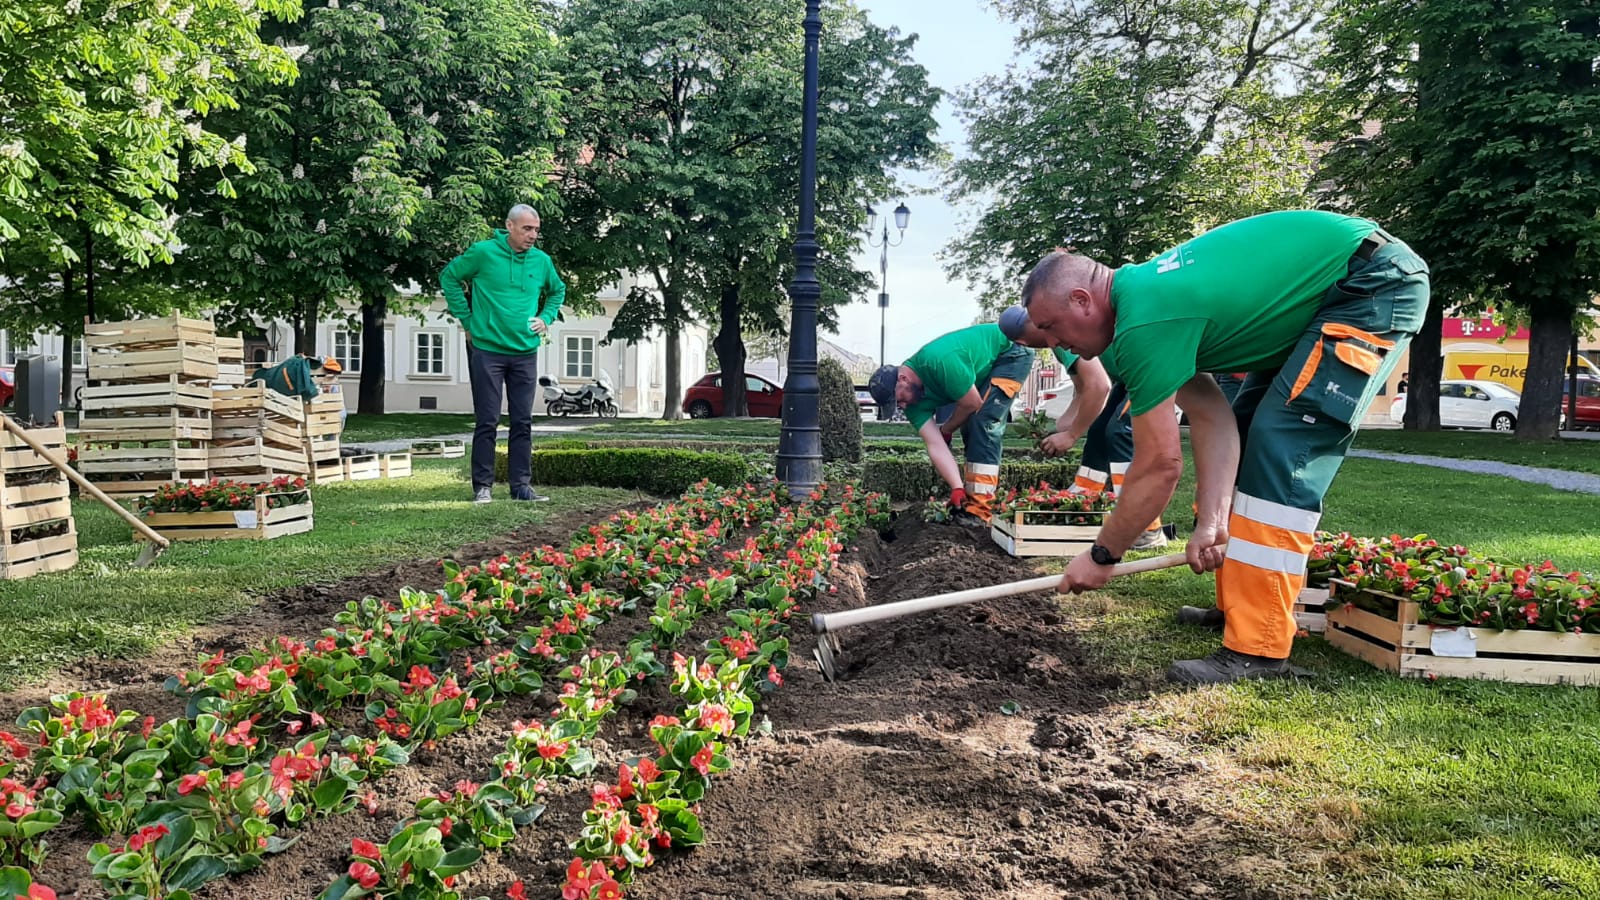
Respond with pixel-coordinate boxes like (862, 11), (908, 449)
(1516, 308), (1570, 440)
(358, 297), (388, 415)
(1403, 294), (1445, 431)
(61, 265), (76, 408)
(663, 319), (683, 419)
(713, 283), (748, 417)
(294, 297), (320, 356)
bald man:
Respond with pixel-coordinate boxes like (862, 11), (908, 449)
(1022, 211), (1429, 684)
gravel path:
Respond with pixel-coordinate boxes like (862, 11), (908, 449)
(1348, 449), (1600, 495)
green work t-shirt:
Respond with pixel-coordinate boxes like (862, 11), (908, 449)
(1098, 210), (1377, 416)
(903, 324), (1015, 429)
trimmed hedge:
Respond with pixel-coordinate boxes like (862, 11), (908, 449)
(535, 438), (776, 455)
(862, 453), (1085, 501)
(494, 447), (751, 494)
(818, 356), (863, 462)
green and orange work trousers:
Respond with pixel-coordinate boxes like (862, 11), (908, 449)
(1221, 230), (1428, 659)
(955, 344), (1035, 521)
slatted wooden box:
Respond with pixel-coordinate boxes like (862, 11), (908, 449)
(1325, 579), (1600, 686)
(342, 454), (381, 481)
(990, 508), (1105, 557)
(86, 315), (218, 382)
(0, 416), (77, 579)
(78, 379), (213, 443)
(78, 445), (210, 500)
(381, 452), (412, 479)
(137, 491), (313, 542)
(411, 439), (465, 459)
(215, 335), (246, 385)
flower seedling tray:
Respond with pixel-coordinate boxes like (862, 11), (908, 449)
(1325, 579), (1600, 686)
(342, 454), (381, 481)
(411, 439), (465, 459)
(381, 452), (412, 479)
(990, 508), (1104, 558)
(137, 492), (313, 542)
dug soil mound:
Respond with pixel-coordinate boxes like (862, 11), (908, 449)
(629, 516), (1304, 900)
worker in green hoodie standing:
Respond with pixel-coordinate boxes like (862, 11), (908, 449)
(440, 204), (566, 504)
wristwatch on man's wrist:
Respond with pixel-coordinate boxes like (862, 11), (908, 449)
(1089, 543), (1121, 566)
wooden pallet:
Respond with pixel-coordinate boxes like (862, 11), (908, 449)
(2, 522), (78, 580)
(411, 439), (464, 459)
(342, 454), (381, 481)
(1325, 579), (1600, 686)
(990, 508), (1105, 557)
(381, 452), (412, 479)
(137, 492), (313, 542)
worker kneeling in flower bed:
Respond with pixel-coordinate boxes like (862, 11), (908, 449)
(869, 319), (1108, 525)
(1022, 210), (1429, 684)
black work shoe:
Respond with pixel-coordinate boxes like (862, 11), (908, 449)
(1176, 605), (1225, 629)
(1167, 648), (1290, 685)
(950, 509), (989, 529)
(511, 487), (551, 502)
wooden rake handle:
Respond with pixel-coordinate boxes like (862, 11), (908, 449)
(811, 550), (1192, 635)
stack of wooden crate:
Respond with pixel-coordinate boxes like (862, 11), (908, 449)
(304, 380), (345, 484)
(78, 315), (217, 499)
(0, 414), (78, 579)
(215, 335), (246, 386)
(210, 385), (309, 479)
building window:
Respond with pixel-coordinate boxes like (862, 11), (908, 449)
(332, 328), (362, 374)
(414, 331), (446, 376)
(565, 335), (595, 380)
(71, 338), (86, 368)
(0, 330), (33, 365)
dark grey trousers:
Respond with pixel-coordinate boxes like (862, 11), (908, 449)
(468, 347), (537, 491)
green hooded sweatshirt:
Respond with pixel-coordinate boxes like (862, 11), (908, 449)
(439, 229), (566, 356)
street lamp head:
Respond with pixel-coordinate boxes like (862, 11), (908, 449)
(893, 202), (910, 232)
(865, 205), (877, 234)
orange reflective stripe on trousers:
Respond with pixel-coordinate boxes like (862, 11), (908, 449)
(1217, 491), (1320, 659)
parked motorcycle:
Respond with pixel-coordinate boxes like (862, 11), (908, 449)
(540, 370), (619, 417)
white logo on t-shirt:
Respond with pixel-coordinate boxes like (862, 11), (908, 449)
(1156, 250), (1181, 274)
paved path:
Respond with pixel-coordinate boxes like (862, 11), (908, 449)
(1348, 449), (1600, 495)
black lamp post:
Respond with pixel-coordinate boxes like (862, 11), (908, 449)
(865, 202), (910, 368)
(775, 0), (825, 499)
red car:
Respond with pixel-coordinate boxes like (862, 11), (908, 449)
(1561, 376), (1600, 429)
(0, 367), (13, 408)
(683, 372), (783, 418)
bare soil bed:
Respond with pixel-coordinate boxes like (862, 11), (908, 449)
(18, 510), (1309, 899)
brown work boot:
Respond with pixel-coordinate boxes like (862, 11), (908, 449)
(1167, 648), (1289, 684)
(1176, 605), (1225, 629)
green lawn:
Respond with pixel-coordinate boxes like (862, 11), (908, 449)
(1353, 428), (1600, 475)
(0, 461), (630, 690)
(341, 412), (480, 443)
(1063, 456), (1600, 899)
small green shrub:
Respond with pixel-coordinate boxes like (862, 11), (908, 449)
(533, 438), (774, 455)
(494, 447), (750, 494)
(818, 357), (862, 463)
(862, 453), (1085, 501)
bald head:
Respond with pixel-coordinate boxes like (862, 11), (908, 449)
(1019, 250), (1116, 358)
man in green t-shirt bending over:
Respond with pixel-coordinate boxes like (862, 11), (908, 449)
(1022, 210), (1429, 684)
(868, 320), (1109, 523)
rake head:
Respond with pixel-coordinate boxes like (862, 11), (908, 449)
(811, 616), (843, 683)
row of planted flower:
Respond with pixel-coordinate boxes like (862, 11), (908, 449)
(327, 486), (884, 900)
(0, 480), (887, 899)
(924, 483), (1116, 525)
(1308, 532), (1599, 633)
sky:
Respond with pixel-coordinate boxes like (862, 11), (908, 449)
(823, 0), (1020, 368)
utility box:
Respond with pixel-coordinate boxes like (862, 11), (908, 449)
(13, 355), (62, 427)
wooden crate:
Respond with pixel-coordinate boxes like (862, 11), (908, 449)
(0, 414), (69, 474)
(78, 445), (210, 500)
(208, 442), (310, 477)
(411, 439), (464, 459)
(1296, 585), (1331, 634)
(86, 314), (216, 350)
(2, 522), (78, 580)
(1325, 579), (1600, 686)
(381, 452), (412, 479)
(342, 454), (381, 481)
(216, 335), (246, 385)
(137, 492), (313, 542)
(310, 458), (345, 485)
(990, 508), (1104, 557)
(86, 315), (219, 382)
